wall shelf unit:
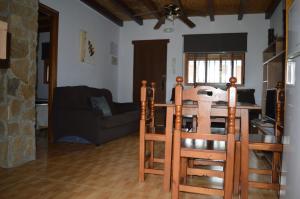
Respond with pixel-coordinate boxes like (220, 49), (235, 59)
(262, 38), (285, 115)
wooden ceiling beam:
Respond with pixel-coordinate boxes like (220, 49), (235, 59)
(141, 0), (165, 29)
(238, 0), (245, 20)
(80, 0), (123, 26)
(141, 0), (163, 19)
(111, 0), (143, 25)
(207, 0), (215, 21)
(265, 0), (281, 19)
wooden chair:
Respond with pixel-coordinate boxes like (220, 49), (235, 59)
(234, 82), (284, 198)
(139, 80), (172, 192)
(172, 76), (237, 199)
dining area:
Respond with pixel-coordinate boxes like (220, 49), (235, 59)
(138, 76), (284, 199)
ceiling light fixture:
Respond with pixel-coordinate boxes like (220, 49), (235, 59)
(163, 4), (180, 33)
(163, 20), (175, 33)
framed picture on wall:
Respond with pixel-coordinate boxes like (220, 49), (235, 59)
(80, 30), (96, 65)
(0, 32), (11, 68)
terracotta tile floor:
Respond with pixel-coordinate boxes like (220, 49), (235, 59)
(0, 133), (277, 199)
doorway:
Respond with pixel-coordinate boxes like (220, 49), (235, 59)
(36, 3), (58, 144)
(132, 39), (169, 104)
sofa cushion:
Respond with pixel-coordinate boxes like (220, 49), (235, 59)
(100, 111), (139, 129)
(88, 88), (116, 114)
(90, 96), (112, 117)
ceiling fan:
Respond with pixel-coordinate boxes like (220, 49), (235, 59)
(136, 0), (196, 30)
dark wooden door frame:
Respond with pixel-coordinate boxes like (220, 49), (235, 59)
(38, 3), (59, 143)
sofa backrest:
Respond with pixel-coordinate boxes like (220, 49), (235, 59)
(53, 86), (116, 113)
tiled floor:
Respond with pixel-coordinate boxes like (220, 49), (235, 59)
(0, 133), (277, 199)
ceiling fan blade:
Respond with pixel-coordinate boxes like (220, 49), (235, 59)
(154, 17), (165, 29)
(179, 15), (195, 28)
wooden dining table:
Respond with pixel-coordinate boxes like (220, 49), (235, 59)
(155, 102), (261, 197)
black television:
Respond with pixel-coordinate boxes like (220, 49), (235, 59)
(265, 89), (276, 121)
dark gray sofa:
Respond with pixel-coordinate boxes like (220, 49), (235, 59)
(52, 86), (139, 145)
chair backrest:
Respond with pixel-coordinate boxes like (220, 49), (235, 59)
(176, 79), (228, 134)
(140, 80), (156, 125)
(175, 76), (237, 136)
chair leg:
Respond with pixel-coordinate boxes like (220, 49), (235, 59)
(139, 120), (145, 182)
(188, 159), (194, 170)
(149, 140), (154, 168)
(234, 141), (241, 195)
(224, 134), (235, 199)
(172, 131), (181, 199)
(272, 152), (281, 184)
(180, 158), (188, 184)
(163, 106), (173, 192)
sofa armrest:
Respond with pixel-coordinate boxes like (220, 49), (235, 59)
(113, 102), (138, 114)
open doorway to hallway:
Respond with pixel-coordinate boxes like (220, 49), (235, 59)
(35, 3), (58, 148)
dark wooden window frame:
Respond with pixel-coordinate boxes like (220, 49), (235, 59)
(184, 52), (245, 87)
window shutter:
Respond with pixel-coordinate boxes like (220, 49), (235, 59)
(183, 33), (248, 53)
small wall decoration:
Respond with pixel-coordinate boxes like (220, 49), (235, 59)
(0, 32), (11, 69)
(0, 20), (8, 59)
(80, 30), (96, 65)
(110, 41), (118, 66)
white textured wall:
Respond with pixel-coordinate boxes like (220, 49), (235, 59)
(40, 0), (120, 100)
(37, 32), (50, 99)
(118, 14), (270, 104)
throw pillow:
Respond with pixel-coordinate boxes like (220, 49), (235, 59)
(90, 96), (112, 117)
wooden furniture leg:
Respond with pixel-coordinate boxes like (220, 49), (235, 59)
(149, 141), (154, 168)
(163, 106), (173, 192)
(240, 109), (249, 199)
(171, 104), (182, 199)
(272, 152), (281, 184)
(180, 157), (188, 184)
(234, 141), (241, 195)
(139, 81), (147, 182)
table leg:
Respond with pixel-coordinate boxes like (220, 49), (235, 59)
(240, 109), (249, 199)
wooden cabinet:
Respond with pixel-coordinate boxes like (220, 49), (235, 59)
(262, 38), (285, 115)
(0, 20), (8, 59)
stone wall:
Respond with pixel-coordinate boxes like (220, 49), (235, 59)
(0, 0), (38, 168)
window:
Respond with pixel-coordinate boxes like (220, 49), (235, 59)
(185, 53), (245, 85)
